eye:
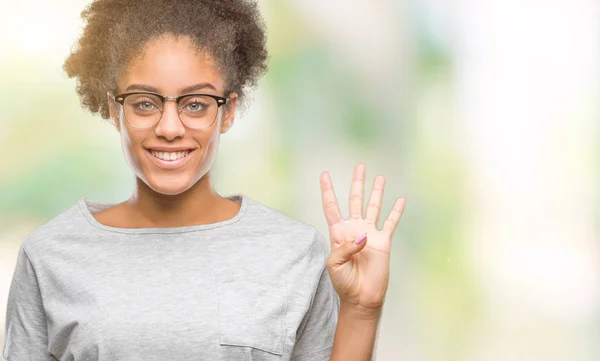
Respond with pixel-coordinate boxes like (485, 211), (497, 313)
(124, 94), (161, 113)
(133, 100), (158, 111)
(183, 98), (209, 112)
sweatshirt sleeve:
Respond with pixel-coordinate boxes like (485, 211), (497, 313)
(2, 245), (56, 361)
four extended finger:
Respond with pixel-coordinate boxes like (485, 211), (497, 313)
(320, 171), (343, 226)
(365, 175), (385, 226)
(382, 197), (406, 236)
(349, 163), (366, 219)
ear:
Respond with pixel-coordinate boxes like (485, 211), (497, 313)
(220, 92), (238, 134)
(107, 91), (121, 132)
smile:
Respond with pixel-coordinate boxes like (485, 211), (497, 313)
(144, 148), (196, 169)
(151, 150), (191, 161)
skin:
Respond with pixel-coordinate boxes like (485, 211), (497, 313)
(93, 33), (407, 361)
(321, 164), (406, 361)
(94, 35), (240, 228)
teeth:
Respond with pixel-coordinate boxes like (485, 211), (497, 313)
(151, 150), (190, 161)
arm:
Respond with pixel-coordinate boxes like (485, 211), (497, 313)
(330, 304), (381, 361)
(319, 163), (406, 361)
(290, 233), (340, 361)
(2, 245), (55, 361)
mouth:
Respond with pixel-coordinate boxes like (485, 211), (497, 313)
(144, 148), (196, 169)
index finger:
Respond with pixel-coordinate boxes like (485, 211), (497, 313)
(320, 171), (343, 226)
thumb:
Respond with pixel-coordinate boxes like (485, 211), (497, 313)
(327, 233), (368, 269)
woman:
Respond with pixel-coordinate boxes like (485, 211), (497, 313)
(1, 1), (406, 360)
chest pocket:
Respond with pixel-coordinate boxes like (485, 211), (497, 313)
(215, 273), (287, 358)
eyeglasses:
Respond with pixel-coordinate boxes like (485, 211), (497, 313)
(110, 92), (229, 130)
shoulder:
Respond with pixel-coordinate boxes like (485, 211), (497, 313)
(21, 198), (86, 258)
(241, 195), (330, 258)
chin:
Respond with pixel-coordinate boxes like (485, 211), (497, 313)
(144, 174), (195, 196)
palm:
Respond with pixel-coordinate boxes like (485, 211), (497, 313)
(320, 164), (405, 310)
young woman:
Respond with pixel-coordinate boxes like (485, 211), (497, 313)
(1, 1), (406, 360)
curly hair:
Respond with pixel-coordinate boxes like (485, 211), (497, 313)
(64, 0), (268, 120)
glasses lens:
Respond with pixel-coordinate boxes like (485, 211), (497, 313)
(122, 93), (163, 128)
(178, 95), (219, 129)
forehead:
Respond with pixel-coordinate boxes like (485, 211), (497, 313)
(117, 35), (225, 94)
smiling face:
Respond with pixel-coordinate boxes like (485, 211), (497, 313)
(108, 34), (237, 196)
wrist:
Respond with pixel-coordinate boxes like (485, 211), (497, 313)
(339, 301), (382, 322)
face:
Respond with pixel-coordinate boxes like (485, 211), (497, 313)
(108, 35), (237, 196)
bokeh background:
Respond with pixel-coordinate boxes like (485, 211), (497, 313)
(1, 0), (599, 360)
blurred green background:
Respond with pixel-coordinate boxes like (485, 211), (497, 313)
(1, 1), (599, 360)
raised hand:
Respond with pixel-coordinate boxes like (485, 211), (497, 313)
(320, 163), (406, 311)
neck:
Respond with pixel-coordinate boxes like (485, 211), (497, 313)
(126, 171), (228, 228)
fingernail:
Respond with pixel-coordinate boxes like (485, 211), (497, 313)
(355, 233), (367, 245)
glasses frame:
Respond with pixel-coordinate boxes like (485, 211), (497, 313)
(111, 91), (229, 130)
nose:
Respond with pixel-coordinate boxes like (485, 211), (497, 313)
(154, 100), (185, 140)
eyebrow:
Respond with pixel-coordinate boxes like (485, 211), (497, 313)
(124, 82), (218, 94)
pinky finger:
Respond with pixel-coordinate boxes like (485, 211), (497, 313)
(382, 198), (406, 236)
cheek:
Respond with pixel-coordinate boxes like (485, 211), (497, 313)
(189, 129), (221, 176)
(119, 126), (155, 187)
(120, 129), (142, 170)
